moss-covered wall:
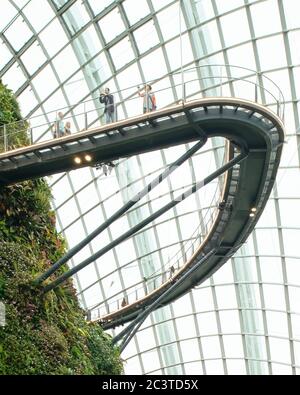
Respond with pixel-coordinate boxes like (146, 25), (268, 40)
(0, 81), (123, 375)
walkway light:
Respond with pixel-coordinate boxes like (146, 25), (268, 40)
(251, 207), (257, 213)
(74, 156), (82, 165)
(85, 154), (92, 162)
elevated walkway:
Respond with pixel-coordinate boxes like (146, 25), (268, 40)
(0, 77), (284, 335)
(0, 97), (283, 186)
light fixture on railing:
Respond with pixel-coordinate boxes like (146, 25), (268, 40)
(85, 154), (92, 162)
(251, 207), (257, 213)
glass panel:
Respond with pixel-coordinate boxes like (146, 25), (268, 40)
(283, 0), (300, 29)
(259, 257), (283, 284)
(215, 0), (244, 14)
(257, 35), (286, 71)
(140, 47), (168, 81)
(176, 316), (197, 339)
(269, 337), (291, 365)
(110, 37), (135, 70)
(39, 19), (68, 57)
(219, 310), (241, 334)
(165, 34), (194, 70)
(0, 1), (17, 31)
(123, 0), (150, 26)
(0, 42), (12, 70)
(88, 0), (114, 16)
(223, 335), (244, 358)
(180, 339), (201, 362)
(201, 336), (222, 359)
(23, 0), (54, 33)
(250, 0), (281, 37)
(220, 9), (250, 47)
(4, 16), (33, 51)
(52, 44), (80, 82)
(62, 2), (90, 35)
(2, 62), (26, 92)
(157, 3), (187, 41)
(266, 311), (289, 337)
(263, 284), (286, 311)
(31, 64), (58, 101)
(197, 312), (218, 336)
(21, 42), (47, 75)
(133, 21), (160, 54)
(98, 7), (125, 43)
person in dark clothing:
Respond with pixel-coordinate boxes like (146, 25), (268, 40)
(121, 297), (128, 308)
(99, 87), (115, 123)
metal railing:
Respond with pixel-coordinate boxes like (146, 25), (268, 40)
(0, 64), (285, 154)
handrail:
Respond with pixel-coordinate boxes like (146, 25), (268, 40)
(0, 64), (285, 154)
(174, 64), (285, 118)
(0, 75), (281, 142)
(1, 64), (285, 128)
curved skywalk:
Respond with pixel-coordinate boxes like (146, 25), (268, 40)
(0, 95), (284, 332)
(82, 98), (284, 330)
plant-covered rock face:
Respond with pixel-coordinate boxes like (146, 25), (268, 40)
(0, 81), (123, 375)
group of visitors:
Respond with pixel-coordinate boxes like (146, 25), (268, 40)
(53, 84), (157, 138)
(51, 85), (157, 179)
(99, 84), (157, 124)
(96, 161), (116, 176)
(52, 111), (71, 138)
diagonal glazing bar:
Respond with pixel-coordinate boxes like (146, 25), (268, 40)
(35, 138), (207, 285)
(43, 147), (247, 294)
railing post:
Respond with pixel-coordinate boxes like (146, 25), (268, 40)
(254, 71), (259, 103)
(146, 89), (149, 114)
(183, 82), (187, 102)
(115, 103), (118, 122)
(30, 127), (33, 145)
(84, 102), (88, 130)
(3, 124), (8, 152)
(219, 66), (223, 96)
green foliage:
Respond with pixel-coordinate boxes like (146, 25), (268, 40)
(0, 82), (122, 375)
(87, 326), (124, 375)
(0, 81), (21, 124)
(0, 81), (29, 151)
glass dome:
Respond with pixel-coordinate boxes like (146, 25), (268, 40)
(1, 0), (300, 375)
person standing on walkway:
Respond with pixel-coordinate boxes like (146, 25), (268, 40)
(64, 121), (71, 135)
(138, 84), (156, 114)
(99, 87), (115, 123)
(53, 111), (65, 138)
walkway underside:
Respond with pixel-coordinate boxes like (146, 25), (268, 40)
(0, 98), (284, 330)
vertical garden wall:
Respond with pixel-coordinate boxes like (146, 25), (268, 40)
(0, 81), (122, 375)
